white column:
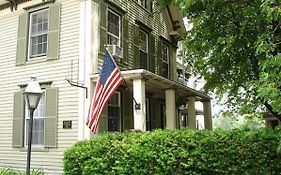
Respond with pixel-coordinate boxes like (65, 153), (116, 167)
(187, 97), (196, 129)
(203, 100), (212, 130)
(78, 0), (93, 140)
(133, 79), (146, 131)
(165, 89), (176, 129)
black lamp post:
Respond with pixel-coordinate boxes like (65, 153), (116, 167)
(24, 76), (42, 175)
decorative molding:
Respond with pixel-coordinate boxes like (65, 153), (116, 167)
(18, 81), (53, 89)
(23, 0), (55, 10)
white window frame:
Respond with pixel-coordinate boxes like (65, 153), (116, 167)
(28, 8), (49, 60)
(24, 91), (45, 147)
(107, 9), (121, 46)
(139, 29), (149, 69)
(107, 91), (121, 132)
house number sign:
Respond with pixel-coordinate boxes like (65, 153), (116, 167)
(63, 120), (72, 129)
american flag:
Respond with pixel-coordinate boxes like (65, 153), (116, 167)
(86, 51), (124, 133)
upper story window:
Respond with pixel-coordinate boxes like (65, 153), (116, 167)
(29, 9), (49, 59)
(162, 43), (169, 78)
(136, 0), (153, 11)
(16, 3), (60, 65)
(139, 29), (149, 69)
(107, 9), (121, 46)
(25, 91), (45, 146)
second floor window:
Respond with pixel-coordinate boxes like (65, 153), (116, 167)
(29, 9), (49, 59)
(162, 43), (169, 78)
(107, 9), (121, 46)
(139, 29), (148, 69)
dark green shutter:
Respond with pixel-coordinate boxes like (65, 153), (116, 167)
(47, 4), (61, 60)
(157, 40), (163, 76)
(44, 87), (58, 148)
(149, 34), (155, 73)
(169, 47), (175, 81)
(123, 90), (133, 130)
(16, 13), (28, 65)
(122, 18), (129, 63)
(100, 2), (107, 53)
(12, 91), (24, 148)
(133, 25), (140, 68)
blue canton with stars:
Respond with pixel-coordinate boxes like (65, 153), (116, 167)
(100, 51), (117, 85)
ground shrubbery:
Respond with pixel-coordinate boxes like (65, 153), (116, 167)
(64, 129), (281, 175)
(0, 168), (44, 175)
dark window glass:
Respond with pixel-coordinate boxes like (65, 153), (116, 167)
(107, 92), (121, 132)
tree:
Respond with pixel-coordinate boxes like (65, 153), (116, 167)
(156, 0), (281, 119)
(213, 112), (264, 130)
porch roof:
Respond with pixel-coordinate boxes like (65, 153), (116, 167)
(90, 69), (211, 102)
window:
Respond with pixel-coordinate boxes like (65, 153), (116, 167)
(139, 29), (148, 69)
(107, 9), (121, 46)
(25, 92), (45, 146)
(12, 87), (58, 148)
(108, 92), (121, 132)
(16, 3), (60, 65)
(136, 0), (153, 11)
(28, 9), (49, 59)
(162, 43), (169, 78)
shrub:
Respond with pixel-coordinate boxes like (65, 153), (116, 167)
(64, 129), (281, 175)
(0, 168), (44, 175)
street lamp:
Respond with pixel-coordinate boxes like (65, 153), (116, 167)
(24, 76), (42, 175)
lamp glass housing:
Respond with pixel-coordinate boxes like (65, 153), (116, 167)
(24, 77), (42, 110)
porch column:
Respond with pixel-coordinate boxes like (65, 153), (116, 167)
(187, 97), (196, 129)
(203, 100), (212, 129)
(133, 78), (146, 131)
(165, 89), (176, 129)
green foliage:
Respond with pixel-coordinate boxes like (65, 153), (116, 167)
(0, 168), (45, 175)
(214, 112), (264, 130)
(155, 0), (281, 118)
(64, 129), (281, 175)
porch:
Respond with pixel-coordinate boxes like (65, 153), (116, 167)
(90, 69), (212, 132)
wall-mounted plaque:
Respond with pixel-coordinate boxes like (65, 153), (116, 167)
(63, 120), (72, 129)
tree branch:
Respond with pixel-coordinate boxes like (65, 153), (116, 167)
(263, 100), (281, 121)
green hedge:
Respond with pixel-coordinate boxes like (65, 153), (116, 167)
(64, 129), (281, 175)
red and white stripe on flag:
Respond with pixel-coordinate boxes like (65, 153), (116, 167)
(86, 51), (124, 133)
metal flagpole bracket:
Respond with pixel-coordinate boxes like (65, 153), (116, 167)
(134, 102), (141, 110)
(65, 78), (88, 98)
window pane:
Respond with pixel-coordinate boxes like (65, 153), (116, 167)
(107, 34), (118, 45)
(25, 119), (44, 145)
(163, 62), (169, 78)
(108, 92), (120, 132)
(139, 30), (148, 52)
(31, 45), (37, 56)
(108, 93), (119, 106)
(32, 14), (38, 25)
(43, 43), (47, 53)
(108, 107), (120, 132)
(107, 10), (120, 46)
(29, 9), (48, 58)
(107, 11), (120, 37)
(30, 34), (47, 57)
(25, 92), (45, 145)
(140, 51), (148, 69)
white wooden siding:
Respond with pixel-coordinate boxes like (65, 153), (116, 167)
(0, 0), (81, 174)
